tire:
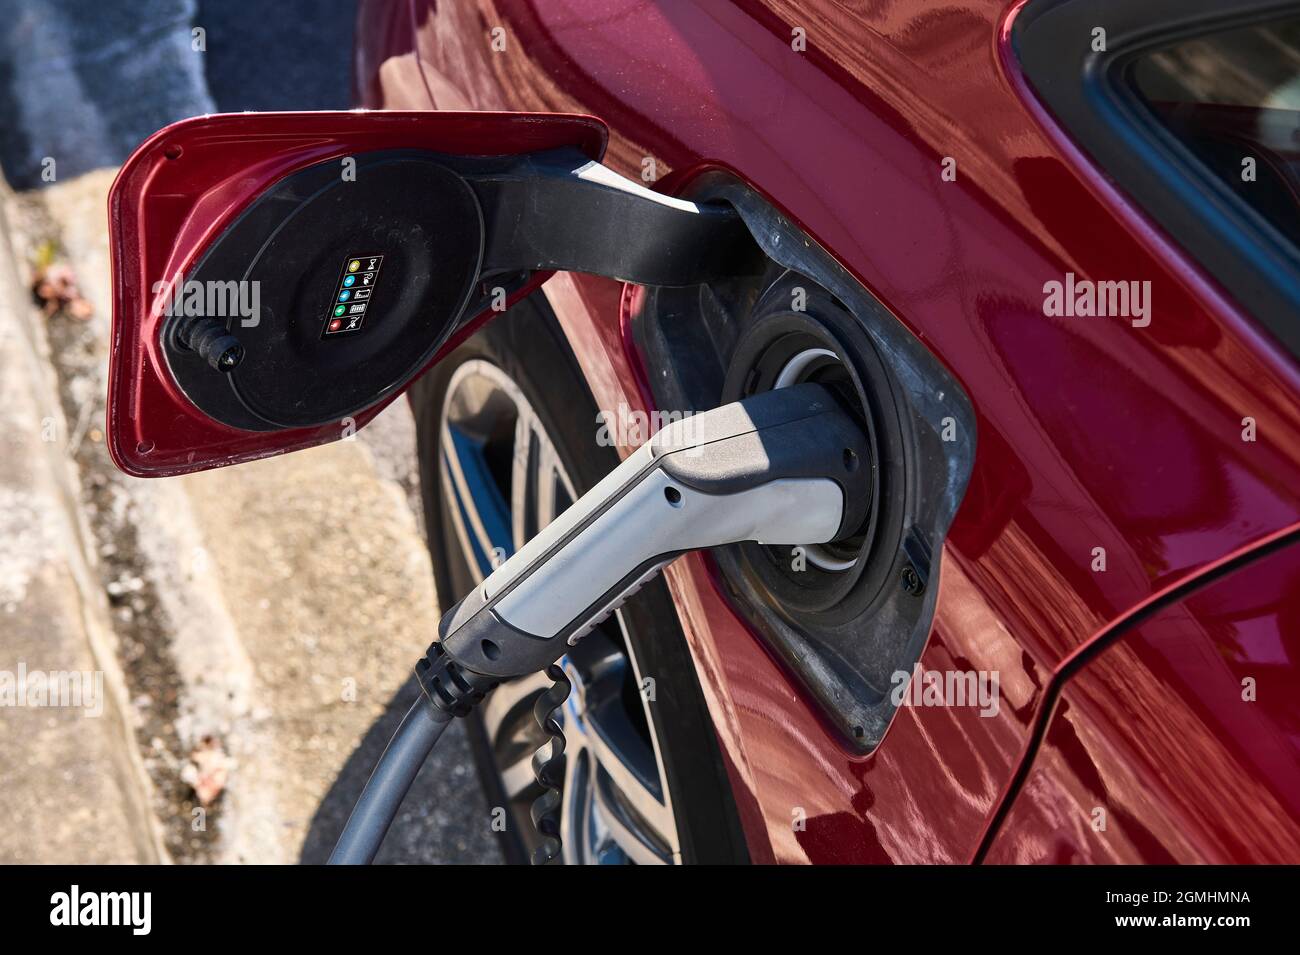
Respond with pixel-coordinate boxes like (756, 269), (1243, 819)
(408, 293), (749, 865)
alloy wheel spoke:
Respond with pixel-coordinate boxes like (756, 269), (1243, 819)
(590, 768), (673, 865)
(480, 669), (552, 744)
(499, 749), (543, 802)
(583, 718), (676, 847)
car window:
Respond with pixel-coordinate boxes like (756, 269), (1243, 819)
(1129, 18), (1300, 248)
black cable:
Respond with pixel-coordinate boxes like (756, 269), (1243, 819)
(529, 664), (572, 864)
(328, 698), (452, 865)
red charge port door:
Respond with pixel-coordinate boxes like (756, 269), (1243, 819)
(107, 110), (607, 477)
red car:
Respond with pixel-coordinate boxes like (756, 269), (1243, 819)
(108, 0), (1300, 864)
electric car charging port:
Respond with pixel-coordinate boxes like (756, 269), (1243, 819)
(721, 281), (903, 617)
(629, 172), (977, 751)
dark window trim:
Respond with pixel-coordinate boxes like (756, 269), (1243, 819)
(1013, 0), (1300, 361)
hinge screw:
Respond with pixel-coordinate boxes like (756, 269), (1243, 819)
(900, 565), (925, 596)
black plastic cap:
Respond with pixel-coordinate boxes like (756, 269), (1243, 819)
(180, 317), (245, 373)
(415, 641), (497, 719)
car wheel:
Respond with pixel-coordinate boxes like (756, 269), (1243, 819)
(408, 293), (749, 865)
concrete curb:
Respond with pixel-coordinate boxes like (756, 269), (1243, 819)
(0, 174), (168, 864)
(5, 167), (501, 864)
(21, 169), (285, 864)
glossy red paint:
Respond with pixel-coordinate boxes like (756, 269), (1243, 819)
(107, 110), (605, 476)
(363, 0), (1300, 862)
(984, 533), (1300, 863)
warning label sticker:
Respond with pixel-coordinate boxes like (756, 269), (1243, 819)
(322, 254), (384, 337)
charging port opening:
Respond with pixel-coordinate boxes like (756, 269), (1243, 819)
(628, 172), (976, 751)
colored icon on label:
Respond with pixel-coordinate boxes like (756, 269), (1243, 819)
(326, 254), (384, 337)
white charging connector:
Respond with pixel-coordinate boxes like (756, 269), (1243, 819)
(333, 382), (872, 865)
(423, 382), (872, 690)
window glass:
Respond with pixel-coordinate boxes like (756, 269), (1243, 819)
(1130, 18), (1300, 246)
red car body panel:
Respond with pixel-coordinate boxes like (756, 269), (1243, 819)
(354, 0), (1300, 863)
(984, 539), (1300, 863)
(107, 110), (604, 476)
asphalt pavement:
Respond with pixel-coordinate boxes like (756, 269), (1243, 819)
(0, 0), (353, 189)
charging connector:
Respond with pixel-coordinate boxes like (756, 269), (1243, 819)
(330, 382), (871, 864)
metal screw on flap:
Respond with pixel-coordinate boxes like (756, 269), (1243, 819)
(901, 564), (925, 596)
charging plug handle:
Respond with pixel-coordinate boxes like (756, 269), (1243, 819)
(417, 382), (872, 716)
(332, 383), (872, 865)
